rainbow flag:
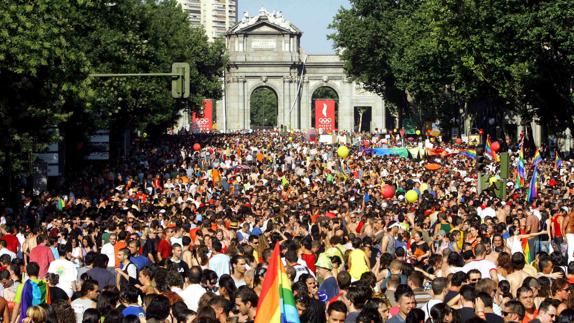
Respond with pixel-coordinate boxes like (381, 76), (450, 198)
(20, 278), (50, 322)
(526, 165), (539, 204)
(522, 238), (532, 264)
(532, 148), (542, 166)
(254, 243), (300, 323)
(56, 198), (65, 211)
(517, 153), (526, 188)
(485, 136), (499, 161)
(555, 151), (563, 170)
(460, 149), (477, 159)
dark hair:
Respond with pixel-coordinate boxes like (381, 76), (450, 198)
(511, 252), (525, 270)
(218, 274), (237, 300)
(97, 290), (119, 314)
(121, 315), (140, 323)
(84, 252), (97, 266)
(356, 307), (382, 323)
(429, 303), (454, 323)
(431, 277), (448, 295)
(394, 284), (414, 303)
(337, 271), (351, 290)
(80, 279), (98, 297)
(26, 262), (40, 277)
(405, 308), (425, 323)
(235, 286), (258, 308)
(347, 284), (372, 309)
(407, 272), (424, 288)
(122, 285), (139, 304)
(146, 294), (170, 320)
(189, 266), (203, 284)
(460, 285), (476, 301)
(82, 308), (100, 323)
(93, 254), (109, 268)
(476, 292), (493, 308)
(516, 286), (532, 299)
(505, 300), (525, 320)
(556, 309), (574, 323)
(327, 300), (347, 316)
(451, 271), (466, 287)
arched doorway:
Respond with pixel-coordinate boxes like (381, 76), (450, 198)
(250, 86), (278, 129)
(311, 86), (339, 130)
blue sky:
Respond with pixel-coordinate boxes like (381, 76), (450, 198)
(238, 0), (350, 54)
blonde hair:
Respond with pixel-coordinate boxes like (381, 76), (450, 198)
(25, 306), (47, 323)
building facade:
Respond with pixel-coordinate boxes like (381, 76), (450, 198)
(177, 0), (238, 41)
(218, 9), (388, 132)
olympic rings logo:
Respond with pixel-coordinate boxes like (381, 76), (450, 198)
(318, 118), (332, 125)
(196, 118), (210, 125)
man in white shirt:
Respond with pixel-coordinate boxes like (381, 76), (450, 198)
(179, 266), (205, 311)
(209, 240), (230, 279)
(461, 243), (498, 282)
(47, 244), (78, 297)
(101, 233), (117, 270)
(422, 277), (448, 320)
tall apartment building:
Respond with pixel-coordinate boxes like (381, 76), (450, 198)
(177, 0), (238, 41)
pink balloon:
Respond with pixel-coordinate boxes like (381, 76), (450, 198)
(382, 184), (395, 199)
(363, 140), (370, 148)
(193, 143), (201, 151)
(455, 138), (462, 145)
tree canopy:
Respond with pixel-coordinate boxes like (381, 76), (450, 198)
(0, 0), (225, 175)
(330, 0), (574, 135)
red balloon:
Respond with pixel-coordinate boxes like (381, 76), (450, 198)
(363, 140), (370, 148)
(491, 141), (500, 152)
(455, 138), (463, 145)
(193, 143), (201, 151)
(382, 184), (395, 199)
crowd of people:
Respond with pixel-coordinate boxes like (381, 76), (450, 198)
(0, 130), (573, 323)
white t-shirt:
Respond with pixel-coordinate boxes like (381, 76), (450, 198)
(101, 243), (115, 268)
(48, 258), (78, 297)
(461, 259), (497, 279)
(422, 299), (442, 320)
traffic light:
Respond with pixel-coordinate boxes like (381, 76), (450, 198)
(171, 62), (190, 98)
(476, 147), (486, 172)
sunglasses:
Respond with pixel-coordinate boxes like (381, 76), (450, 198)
(501, 311), (514, 317)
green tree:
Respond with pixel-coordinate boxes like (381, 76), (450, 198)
(250, 87), (278, 128)
(0, 0), (91, 180)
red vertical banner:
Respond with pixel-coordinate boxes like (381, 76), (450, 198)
(192, 99), (213, 132)
(315, 99), (335, 133)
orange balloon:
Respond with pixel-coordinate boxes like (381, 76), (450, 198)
(425, 163), (441, 171)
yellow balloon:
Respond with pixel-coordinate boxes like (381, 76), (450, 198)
(420, 183), (429, 192)
(415, 130), (421, 135)
(289, 137), (293, 142)
(337, 146), (349, 158)
(406, 190), (419, 203)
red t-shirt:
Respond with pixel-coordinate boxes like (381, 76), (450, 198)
(1, 235), (18, 254)
(157, 239), (171, 260)
(301, 253), (317, 274)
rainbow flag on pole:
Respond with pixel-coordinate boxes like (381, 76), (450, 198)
(522, 238), (532, 264)
(254, 243), (300, 323)
(555, 151), (562, 170)
(526, 165), (539, 204)
(532, 148), (542, 166)
(485, 136), (498, 161)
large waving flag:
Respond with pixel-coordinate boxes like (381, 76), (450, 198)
(526, 165), (539, 204)
(254, 243), (300, 323)
(517, 152), (526, 188)
(532, 148), (542, 166)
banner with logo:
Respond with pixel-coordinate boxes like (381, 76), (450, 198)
(192, 99), (213, 132)
(315, 100), (335, 133)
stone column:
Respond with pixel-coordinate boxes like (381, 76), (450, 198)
(339, 79), (353, 131)
(300, 76), (310, 129)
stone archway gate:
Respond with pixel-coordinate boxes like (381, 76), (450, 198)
(218, 9), (387, 132)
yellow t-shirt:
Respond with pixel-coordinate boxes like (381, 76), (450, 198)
(349, 249), (369, 280)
